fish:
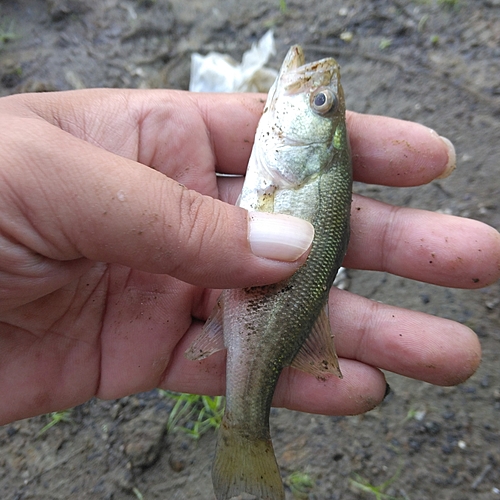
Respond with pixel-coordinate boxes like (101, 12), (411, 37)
(186, 45), (352, 500)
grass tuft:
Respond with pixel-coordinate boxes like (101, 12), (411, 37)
(37, 409), (73, 437)
(0, 12), (17, 49)
(349, 464), (406, 500)
(285, 470), (315, 499)
(437, 0), (461, 9)
(161, 391), (225, 439)
(379, 38), (392, 50)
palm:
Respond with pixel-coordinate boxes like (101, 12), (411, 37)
(0, 90), (237, 420)
(3, 260), (205, 404)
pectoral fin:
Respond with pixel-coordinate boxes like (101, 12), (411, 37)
(290, 304), (342, 378)
(185, 299), (225, 360)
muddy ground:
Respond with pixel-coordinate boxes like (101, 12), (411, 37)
(1, 0), (499, 499)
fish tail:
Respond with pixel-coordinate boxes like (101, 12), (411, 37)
(212, 421), (284, 500)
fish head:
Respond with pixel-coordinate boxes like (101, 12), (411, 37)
(256, 45), (347, 188)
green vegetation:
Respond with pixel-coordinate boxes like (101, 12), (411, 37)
(37, 409), (73, 437)
(285, 470), (315, 499)
(0, 18), (16, 49)
(379, 38), (392, 50)
(132, 487), (144, 500)
(403, 406), (426, 423)
(417, 13), (429, 32)
(279, 0), (288, 14)
(437, 0), (461, 8)
(161, 391), (225, 439)
(415, 0), (461, 8)
(349, 465), (405, 500)
(430, 34), (440, 45)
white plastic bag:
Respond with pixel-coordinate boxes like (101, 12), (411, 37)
(189, 30), (277, 93)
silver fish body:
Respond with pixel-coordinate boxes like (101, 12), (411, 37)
(187, 45), (352, 500)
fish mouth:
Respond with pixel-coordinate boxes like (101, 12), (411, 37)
(275, 45), (339, 96)
(280, 45), (306, 73)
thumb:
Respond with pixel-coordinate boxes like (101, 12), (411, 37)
(5, 121), (314, 290)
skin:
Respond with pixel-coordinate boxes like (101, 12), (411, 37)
(0, 89), (499, 426)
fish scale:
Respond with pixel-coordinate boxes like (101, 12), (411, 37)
(186, 44), (352, 500)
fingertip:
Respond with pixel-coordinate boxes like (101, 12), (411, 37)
(274, 361), (387, 416)
(440, 323), (481, 386)
(456, 219), (500, 289)
(337, 360), (388, 415)
(433, 134), (456, 179)
(248, 211), (314, 262)
(347, 112), (455, 186)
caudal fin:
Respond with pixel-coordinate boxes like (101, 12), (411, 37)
(212, 423), (284, 500)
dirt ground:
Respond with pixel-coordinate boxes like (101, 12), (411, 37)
(1, 0), (499, 499)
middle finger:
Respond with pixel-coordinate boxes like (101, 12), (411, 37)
(345, 194), (500, 289)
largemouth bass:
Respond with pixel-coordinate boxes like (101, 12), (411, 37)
(186, 45), (352, 500)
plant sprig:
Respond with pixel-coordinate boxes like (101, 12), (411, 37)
(161, 391), (225, 439)
(349, 464), (405, 500)
(37, 409), (73, 437)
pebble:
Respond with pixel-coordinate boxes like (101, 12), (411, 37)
(121, 409), (167, 468)
(169, 457), (186, 473)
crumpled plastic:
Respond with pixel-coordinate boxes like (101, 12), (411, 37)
(189, 30), (277, 93)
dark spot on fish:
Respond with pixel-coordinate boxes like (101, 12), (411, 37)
(277, 284), (293, 294)
(472, 278), (480, 283)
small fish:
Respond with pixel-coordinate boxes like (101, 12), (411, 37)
(186, 45), (352, 500)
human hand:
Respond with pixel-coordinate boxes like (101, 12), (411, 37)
(0, 89), (498, 425)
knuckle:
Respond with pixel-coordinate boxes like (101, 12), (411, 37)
(177, 187), (224, 262)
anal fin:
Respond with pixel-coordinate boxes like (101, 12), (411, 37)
(290, 304), (342, 378)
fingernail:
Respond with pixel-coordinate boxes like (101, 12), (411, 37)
(248, 211), (314, 262)
(383, 382), (392, 401)
(435, 135), (456, 179)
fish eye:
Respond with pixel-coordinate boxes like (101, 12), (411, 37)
(310, 88), (337, 115)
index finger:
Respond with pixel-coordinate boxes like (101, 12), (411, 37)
(194, 94), (453, 184)
(347, 111), (454, 186)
